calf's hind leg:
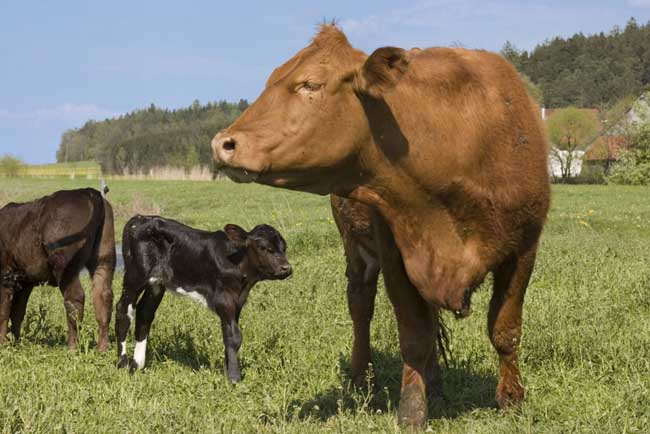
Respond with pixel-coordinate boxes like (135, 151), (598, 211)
(489, 242), (538, 409)
(59, 276), (85, 349)
(130, 286), (164, 372)
(10, 286), (34, 341)
(89, 264), (114, 352)
(115, 274), (145, 369)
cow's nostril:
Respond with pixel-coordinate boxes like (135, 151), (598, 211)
(222, 138), (236, 152)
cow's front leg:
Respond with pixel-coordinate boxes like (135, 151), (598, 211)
(373, 213), (435, 428)
(10, 286), (34, 342)
(0, 285), (15, 344)
(59, 276), (85, 349)
(131, 286), (164, 372)
(220, 314), (242, 383)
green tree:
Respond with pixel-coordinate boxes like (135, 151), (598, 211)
(547, 107), (600, 181)
(0, 154), (25, 177)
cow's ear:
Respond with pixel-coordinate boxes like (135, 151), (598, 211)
(224, 224), (248, 246)
(356, 47), (411, 98)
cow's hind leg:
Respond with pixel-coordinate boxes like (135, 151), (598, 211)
(489, 242), (538, 409)
(130, 285), (164, 372)
(0, 285), (15, 344)
(60, 276), (85, 349)
(10, 286), (34, 342)
(345, 244), (380, 388)
(115, 272), (145, 369)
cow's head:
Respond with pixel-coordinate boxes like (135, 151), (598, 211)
(224, 223), (292, 280)
(212, 25), (412, 195)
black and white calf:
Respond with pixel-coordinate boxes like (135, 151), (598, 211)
(115, 215), (292, 382)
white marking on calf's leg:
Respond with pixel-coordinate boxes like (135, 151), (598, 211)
(127, 304), (135, 321)
(120, 340), (127, 356)
(133, 338), (147, 369)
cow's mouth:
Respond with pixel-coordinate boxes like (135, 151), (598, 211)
(219, 166), (260, 183)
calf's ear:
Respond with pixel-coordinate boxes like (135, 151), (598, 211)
(224, 224), (248, 246)
(355, 46), (411, 98)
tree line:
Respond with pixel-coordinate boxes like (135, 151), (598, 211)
(56, 99), (248, 174)
(502, 18), (650, 108)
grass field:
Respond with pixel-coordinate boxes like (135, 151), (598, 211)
(0, 178), (649, 433)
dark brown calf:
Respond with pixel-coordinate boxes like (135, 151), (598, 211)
(0, 188), (115, 350)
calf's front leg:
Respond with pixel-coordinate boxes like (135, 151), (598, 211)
(0, 285), (15, 344)
(10, 286), (34, 342)
(220, 314), (242, 383)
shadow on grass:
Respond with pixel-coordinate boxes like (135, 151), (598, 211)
(152, 329), (211, 370)
(287, 348), (497, 423)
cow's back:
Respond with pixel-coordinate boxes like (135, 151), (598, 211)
(381, 47), (549, 229)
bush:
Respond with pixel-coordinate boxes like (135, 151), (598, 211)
(607, 123), (650, 185)
(0, 154), (25, 177)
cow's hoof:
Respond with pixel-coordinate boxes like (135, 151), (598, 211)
(117, 356), (130, 369)
(96, 340), (109, 353)
(350, 366), (378, 391)
(496, 378), (525, 409)
(397, 383), (427, 428)
(128, 358), (139, 374)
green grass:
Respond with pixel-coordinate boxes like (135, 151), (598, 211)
(0, 178), (648, 433)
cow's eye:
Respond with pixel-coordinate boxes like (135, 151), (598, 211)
(297, 82), (322, 93)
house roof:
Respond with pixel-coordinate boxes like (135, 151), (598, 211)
(583, 135), (631, 161)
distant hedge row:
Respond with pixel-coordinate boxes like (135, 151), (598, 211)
(57, 99), (248, 175)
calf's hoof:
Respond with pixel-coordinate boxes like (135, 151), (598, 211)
(397, 383), (427, 428)
(117, 355), (130, 369)
(96, 339), (109, 353)
(496, 378), (525, 409)
(128, 358), (139, 374)
(227, 374), (242, 384)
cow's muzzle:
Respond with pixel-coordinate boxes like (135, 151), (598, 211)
(211, 133), (259, 183)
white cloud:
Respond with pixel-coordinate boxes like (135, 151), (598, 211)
(628, 0), (650, 7)
(0, 104), (121, 124)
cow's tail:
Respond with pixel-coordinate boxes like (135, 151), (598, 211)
(437, 312), (451, 367)
(44, 189), (105, 252)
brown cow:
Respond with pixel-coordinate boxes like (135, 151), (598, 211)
(212, 25), (550, 427)
(0, 188), (115, 351)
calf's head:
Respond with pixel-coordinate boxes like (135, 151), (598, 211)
(212, 25), (413, 195)
(224, 224), (292, 280)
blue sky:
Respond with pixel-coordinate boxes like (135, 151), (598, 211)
(2, 0), (650, 163)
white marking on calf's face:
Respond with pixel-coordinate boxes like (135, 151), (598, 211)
(133, 338), (147, 369)
(149, 277), (160, 284)
(169, 287), (208, 307)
